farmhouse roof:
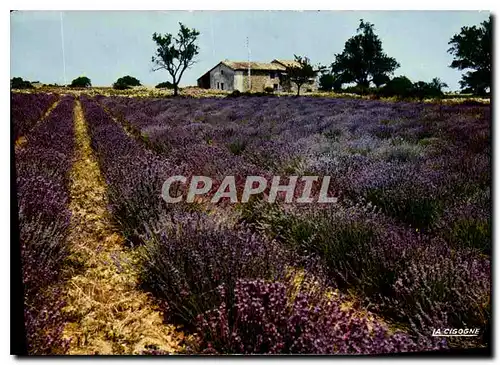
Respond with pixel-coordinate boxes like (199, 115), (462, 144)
(221, 60), (286, 71)
(271, 59), (302, 68)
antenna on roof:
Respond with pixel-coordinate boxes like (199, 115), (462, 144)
(246, 36), (251, 91)
(60, 11), (67, 86)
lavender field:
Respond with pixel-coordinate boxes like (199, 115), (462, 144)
(14, 92), (491, 355)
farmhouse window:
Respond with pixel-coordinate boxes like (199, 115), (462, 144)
(217, 82), (220, 89)
(221, 69), (224, 75)
(221, 83), (224, 90)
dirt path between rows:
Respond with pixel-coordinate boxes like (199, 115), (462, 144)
(61, 100), (185, 355)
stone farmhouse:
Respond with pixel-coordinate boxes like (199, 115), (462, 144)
(197, 59), (318, 93)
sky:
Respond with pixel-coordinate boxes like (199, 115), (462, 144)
(10, 10), (490, 91)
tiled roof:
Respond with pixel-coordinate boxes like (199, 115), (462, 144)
(221, 60), (286, 71)
(271, 59), (302, 68)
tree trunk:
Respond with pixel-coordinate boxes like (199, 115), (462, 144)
(173, 83), (179, 96)
(296, 84), (302, 96)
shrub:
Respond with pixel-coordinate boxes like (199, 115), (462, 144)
(15, 96), (75, 354)
(115, 75), (141, 87)
(344, 85), (376, 95)
(112, 81), (131, 90)
(227, 90), (241, 97)
(227, 139), (247, 155)
(264, 86), (274, 94)
(24, 287), (70, 355)
(70, 76), (91, 88)
(412, 79), (447, 100)
(79, 96), (174, 242)
(238, 200), (490, 344)
(226, 90), (272, 98)
(459, 99), (487, 106)
(319, 73), (335, 91)
(195, 279), (447, 354)
(156, 81), (174, 89)
(436, 200), (491, 254)
(11, 77), (33, 89)
(365, 187), (443, 229)
(138, 215), (291, 326)
(11, 92), (58, 140)
(379, 76), (414, 98)
(388, 243), (491, 333)
(323, 128), (342, 140)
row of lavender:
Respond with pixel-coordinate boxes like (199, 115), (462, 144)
(15, 95), (75, 354)
(100, 95), (491, 349)
(81, 95), (442, 354)
(12, 92), (58, 141)
(100, 95), (490, 253)
(99, 95), (490, 254)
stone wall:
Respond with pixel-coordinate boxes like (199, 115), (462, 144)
(210, 63), (235, 91)
(240, 71), (280, 92)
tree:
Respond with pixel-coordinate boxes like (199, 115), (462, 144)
(429, 77), (448, 95)
(11, 77), (33, 89)
(319, 73), (335, 91)
(448, 16), (491, 95)
(372, 74), (390, 88)
(70, 76), (91, 88)
(113, 75), (141, 89)
(331, 19), (400, 88)
(151, 23), (200, 96)
(379, 76), (413, 98)
(284, 55), (321, 96)
(380, 76), (448, 100)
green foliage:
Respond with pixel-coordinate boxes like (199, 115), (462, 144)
(112, 82), (131, 90)
(283, 55), (320, 96)
(319, 73), (334, 91)
(239, 200), (380, 289)
(378, 76), (448, 100)
(412, 78), (448, 100)
(448, 16), (491, 95)
(152, 23), (200, 96)
(227, 139), (247, 155)
(70, 76), (91, 88)
(226, 90), (275, 98)
(11, 77), (33, 89)
(264, 86), (274, 93)
(378, 76), (414, 98)
(365, 187), (443, 229)
(331, 20), (400, 88)
(445, 218), (491, 254)
(113, 75), (141, 89)
(323, 128), (342, 140)
(155, 81), (175, 89)
(344, 85), (377, 96)
(372, 74), (390, 88)
(226, 90), (241, 97)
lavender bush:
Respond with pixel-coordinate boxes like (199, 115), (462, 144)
(89, 95), (490, 352)
(11, 92), (58, 140)
(80, 95), (182, 242)
(15, 95), (75, 354)
(138, 214), (292, 326)
(195, 279), (447, 354)
(239, 199), (490, 346)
